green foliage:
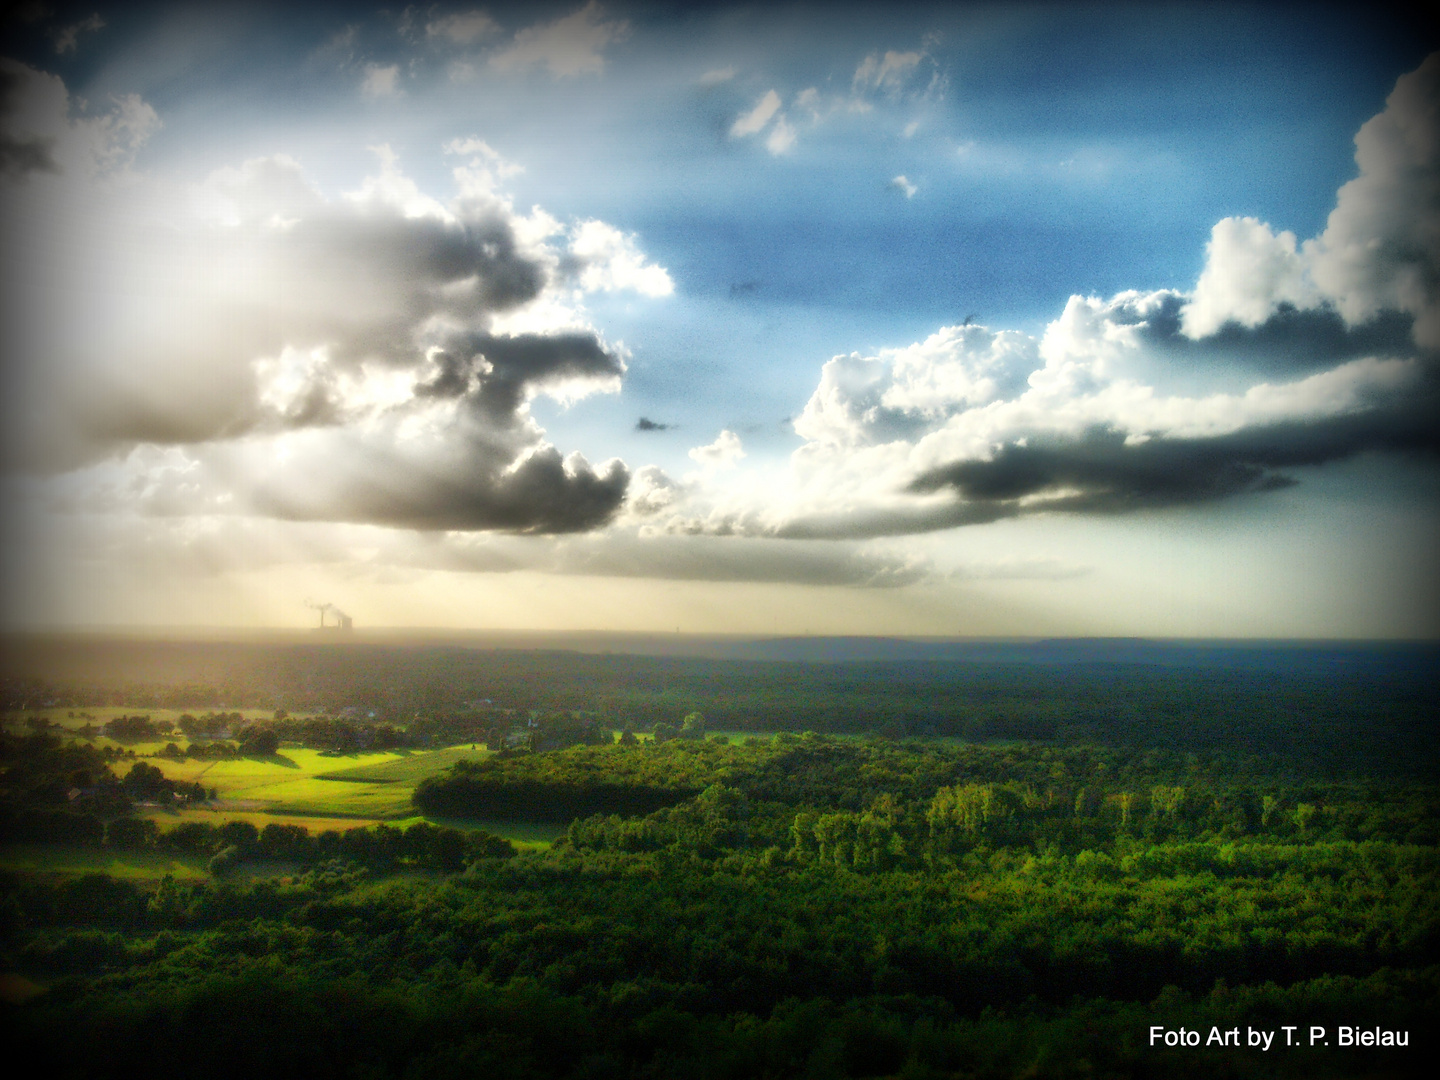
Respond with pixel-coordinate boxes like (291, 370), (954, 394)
(238, 727), (280, 756)
(6, 648), (1439, 1077)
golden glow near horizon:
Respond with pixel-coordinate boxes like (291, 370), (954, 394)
(11, 459), (1435, 639)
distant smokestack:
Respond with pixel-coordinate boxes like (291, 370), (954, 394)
(305, 599), (339, 629)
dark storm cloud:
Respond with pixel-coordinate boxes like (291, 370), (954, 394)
(0, 131), (56, 175)
(909, 393), (1440, 516)
(0, 66), (57, 176)
(766, 361), (1440, 541)
(1137, 292), (1421, 376)
(253, 440), (630, 534)
(419, 330), (625, 423)
(256, 206), (549, 368)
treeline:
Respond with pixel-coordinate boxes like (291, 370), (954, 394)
(94, 711), (423, 754)
(410, 710), (613, 754)
(414, 738), (1440, 847)
(7, 642), (1439, 775)
(7, 813), (515, 876)
(415, 768), (696, 822)
(0, 733), (207, 822)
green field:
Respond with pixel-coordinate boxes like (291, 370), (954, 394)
(117, 742), (558, 848)
(315, 745), (492, 784)
(0, 843), (210, 883)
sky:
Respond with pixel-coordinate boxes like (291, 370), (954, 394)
(1, 1), (1436, 638)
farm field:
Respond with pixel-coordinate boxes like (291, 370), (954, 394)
(0, 843), (210, 883)
(314, 745), (494, 784)
(131, 746), (455, 812)
(128, 748), (416, 816)
(115, 743), (563, 847)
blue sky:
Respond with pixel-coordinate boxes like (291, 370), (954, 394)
(1, 2), (1436, 636)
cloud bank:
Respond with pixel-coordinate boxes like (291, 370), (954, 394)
(4, 46), (1437, 599)
(1, 62), (670, 536)
(654, 53), (1439, 543)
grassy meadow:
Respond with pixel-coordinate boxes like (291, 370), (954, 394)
(2, 709), (563, 855)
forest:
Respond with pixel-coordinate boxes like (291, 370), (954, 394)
(1, 636), (1436, 1077)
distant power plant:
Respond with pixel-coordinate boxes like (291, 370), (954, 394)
(306, 600), (354, 631)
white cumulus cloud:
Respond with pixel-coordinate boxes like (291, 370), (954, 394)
(689, 430), (746, 470)
(1182, 52), (1440, 348)
(568, 220), (674, 297)
(891, 174), (917, 198)
(730, 89), (781, 137)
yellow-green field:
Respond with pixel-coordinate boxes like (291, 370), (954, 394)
(6, 709), (614, 852)
(314, 746), (494, 784)
(130, 746), (487, 821)
(0, 843), (210, 883)
(136, 807), (399, 835)
(109, 741), (562, 849)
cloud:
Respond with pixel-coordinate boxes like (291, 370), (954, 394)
(0, 60), (158, 181)
(328, 522), (931, 588)
(729, 89), (795, 156)
(907, 404), (1437, 517)
(1182, 52), (1440, 348)
(490, 2), (629, 78)
(765, 114), (796, 155)
(663, 150), (1438, 542)
(890, 174), (917, 198)
(699, 66), (736, 86)
(725, 49), (1440, 543)
(793, 324), (1039, 450)
(250, 436), (630, 533)
(635, 417), (671, 432)
(442, 135), (525, 193)
(1182, 217), (1317, 336)
(2, 66), (676, 538)
(689, 430), (745, 470)
(853, 50), (922, 96)
(1308, 51), (1440, 347)
(22, 496), (935, 589)
(426, 11), (499, 46)
(0, 64), (58, 175)
(730, 89), (781, 137)
(361, 62), (400, 97)
(537, 534), (930, 587)
(751, 309), (1433, 540)
(728, 37), (941, 157)
(566, 219), (674, 296)
(1140, 293), (1416, 380)
(51, 13), (103, 55)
